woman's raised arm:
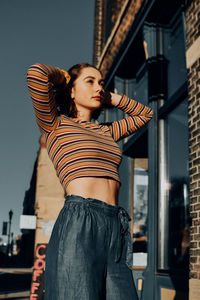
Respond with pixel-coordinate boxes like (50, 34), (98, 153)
(107, 92), (153, 142)
(27, 63), (66, 134)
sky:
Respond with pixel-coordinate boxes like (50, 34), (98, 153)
(0, 0), (95, 243)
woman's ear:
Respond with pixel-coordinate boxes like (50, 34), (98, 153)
(71, 87), (75, 99)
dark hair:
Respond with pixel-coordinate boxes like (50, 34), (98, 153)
(55, 63), (102, 120)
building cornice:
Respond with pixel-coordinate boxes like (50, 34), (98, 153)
(97, 0), (131, 69)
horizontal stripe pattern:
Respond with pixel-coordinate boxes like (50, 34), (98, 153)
(46, 116), (122, 190)
(110, 95), (153, 141)
(27, 64), (153, 190)
(27, 64), (58, 133)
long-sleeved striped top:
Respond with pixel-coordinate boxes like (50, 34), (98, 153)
(27, 64), (153, 190)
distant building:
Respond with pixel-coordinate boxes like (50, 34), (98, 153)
(19, 156), (38, 266)
(93, 0), (200, 299)
(33, 135), (65, 247)
(21, 135), (65, 266)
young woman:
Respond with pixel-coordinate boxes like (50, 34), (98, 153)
(27, 62), (153, 300)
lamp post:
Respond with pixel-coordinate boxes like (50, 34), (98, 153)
(7, 210), (13, 256)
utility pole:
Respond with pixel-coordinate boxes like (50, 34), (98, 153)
(7, 210), (13, 256)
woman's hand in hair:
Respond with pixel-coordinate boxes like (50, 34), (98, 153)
(100, 90), (122, 107)
(100, 90), (112, 107)
(50, 68), (67, 88)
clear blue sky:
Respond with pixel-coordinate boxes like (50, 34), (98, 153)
(0, 0), (95, 242)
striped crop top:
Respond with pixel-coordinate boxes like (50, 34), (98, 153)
(27, 64), (153, 190)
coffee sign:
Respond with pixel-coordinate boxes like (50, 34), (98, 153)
(30, 243), (47, 300)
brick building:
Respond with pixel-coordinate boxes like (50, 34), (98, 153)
(185, 0), (200, 298)
(93, 0), (200, 299)
(21, 136), (65, 264)
(33, 135), (65, 247)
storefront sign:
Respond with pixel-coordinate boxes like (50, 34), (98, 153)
(20, 215), (37, 229)
(30, 243), (47, 300)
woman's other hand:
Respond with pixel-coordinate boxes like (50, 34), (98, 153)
(100, 90), (112, 107)
(100, 90), (122, 107)
(50, 68), (67, 87)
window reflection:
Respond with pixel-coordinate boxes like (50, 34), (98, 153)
(167, 99), (190, 271)
(132, 159), (148, 266)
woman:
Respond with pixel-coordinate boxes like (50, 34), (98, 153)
(27, 62), (153, 300)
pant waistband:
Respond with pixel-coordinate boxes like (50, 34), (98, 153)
(65, 194), (133, 270)
(65, 194), (119, 211)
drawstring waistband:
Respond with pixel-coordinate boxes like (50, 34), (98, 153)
(115, 207), (133, 270)
(64, 194), (133, 270)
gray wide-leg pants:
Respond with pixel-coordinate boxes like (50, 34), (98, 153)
(45, 195), (138, 300)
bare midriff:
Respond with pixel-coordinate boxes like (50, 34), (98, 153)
(65, 177), (120, 206)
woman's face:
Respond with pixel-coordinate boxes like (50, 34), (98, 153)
(71, 67), (104, 113)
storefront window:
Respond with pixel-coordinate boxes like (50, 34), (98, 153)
(166, 99), (190, 271)
(132, 158), (148, 267)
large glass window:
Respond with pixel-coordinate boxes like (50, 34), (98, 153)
(132, 158), (148, 268)
(112, 76), (149, 268)
(166, 98), (190, 271)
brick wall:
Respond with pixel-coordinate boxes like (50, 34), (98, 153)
(93, 0), (127, 67)
(187, 57), (200, 280)
(93, 0), (106, 66)
(34, 136), (65, 246)
(110, 0), (126, 31)
(185, 0), (200, 49)
(96, 0), (144, 77)
(185, 0), (200, 294)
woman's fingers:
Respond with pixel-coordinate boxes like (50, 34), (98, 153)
(100, 90), (112, 106)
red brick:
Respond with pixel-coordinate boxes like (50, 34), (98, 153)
(190, 272), (198, 279)
(194, 234), (200, 240)
(193, 219), (200, 226)
(194, 264), (200, 271)
(191, 212), (198, 219)
(190, 167), (197, 175)
(190, 242), (198, 248)
(194, 203), (200, 210)
(191, 197), (198, 204)
(191, 257), (197, 263)
(190, 227), (197, 234)
(194, 188), (200, 196)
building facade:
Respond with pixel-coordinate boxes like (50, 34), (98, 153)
(93, 0), (200, 299)
(185, 1), (200, 299)
(21, 136), (65, 267)
(33, 135), (65, 247)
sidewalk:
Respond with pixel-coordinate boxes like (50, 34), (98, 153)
(0, 290), (30, 299)
(0, 268), (32, 274)
(0, 268), (32, 299)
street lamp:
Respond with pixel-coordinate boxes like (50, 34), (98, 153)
(7, 210), (13, 256)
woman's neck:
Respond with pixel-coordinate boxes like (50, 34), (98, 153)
(76, 109), (92, 122)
